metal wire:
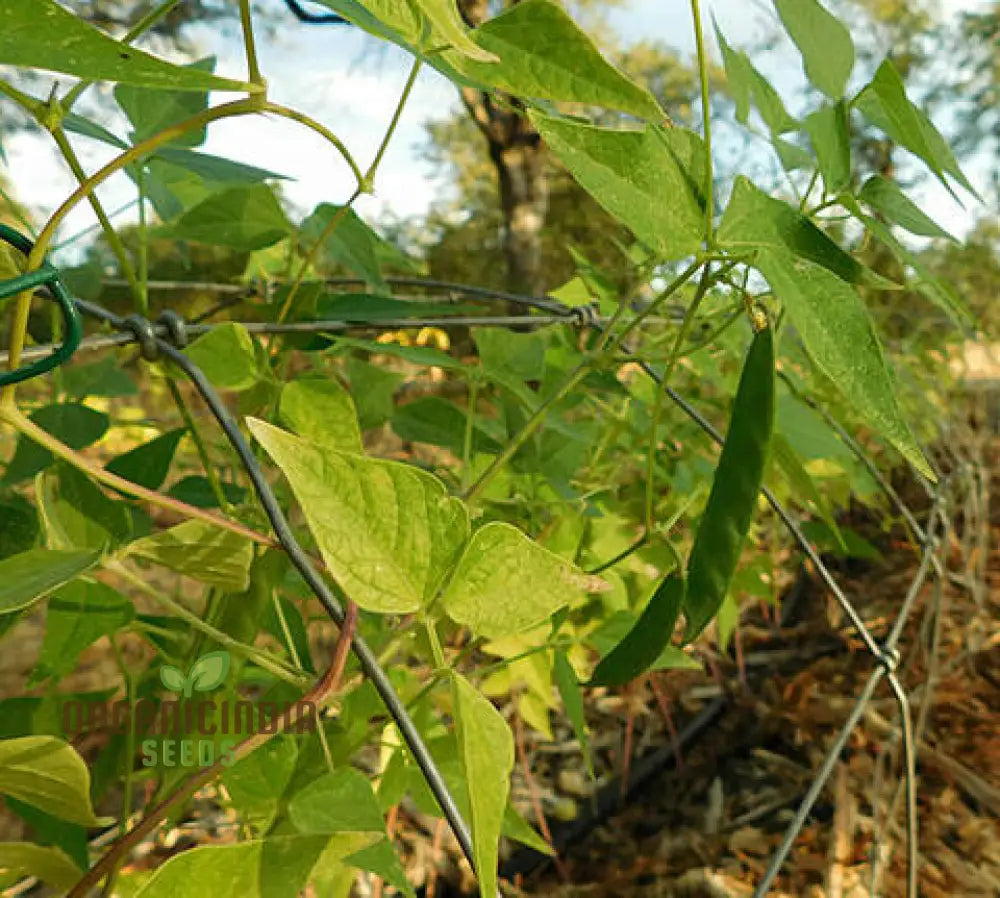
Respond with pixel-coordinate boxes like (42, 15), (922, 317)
(0, 312), (617, 367)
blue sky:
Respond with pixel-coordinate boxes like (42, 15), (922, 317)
(2, 0), (991, 262)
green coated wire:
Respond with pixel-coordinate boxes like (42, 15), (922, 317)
(0, 224), (83, 387)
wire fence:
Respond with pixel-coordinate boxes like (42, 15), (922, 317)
(0, 264), (977, 897)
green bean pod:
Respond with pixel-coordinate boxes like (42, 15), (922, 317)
(683, 325), (775, 642)
(588, 573), (684, 686)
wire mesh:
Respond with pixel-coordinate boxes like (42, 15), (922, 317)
(0, 274), (972, 897)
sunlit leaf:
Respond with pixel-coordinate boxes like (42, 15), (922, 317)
(805, 102), (851, 193)
(445, 0), (662, 120)
(127, 521), (253, 591)
(531, 112), (705, 259)
(0, 736), (106, 826)
(854, 59), (976, 198)
(0, 842), (83, 891)
(755, 250), (933, 479)
(182, 323), (261, 392)
(162, 184), (292, 251)
(249, 419), (469, 613)
(451, 672), (513, 898)
(132, 834), (378, 898)
(0, 550), (100, 616)
(0, 0), (251, 91)
(857, 176), (957, 241)
(441, 522), (586, 639)
(718, 177), (893, 287)
(774, 0), (854, 99)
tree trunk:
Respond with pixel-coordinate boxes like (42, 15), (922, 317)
(458, 0), (549, 296)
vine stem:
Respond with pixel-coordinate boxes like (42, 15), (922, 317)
(2, 97), (257, 404)
(270, 56), (422, 340)
(65, 602), (359, 898)
(238, 0), (265, 87)
(463, 260), (705, 505)
(0, 405), (279, 549)
(50, 127), (143, 303)
(689, 0), (714, 245)
(110, 563), (307, 687)
(643, 264), (714, 531)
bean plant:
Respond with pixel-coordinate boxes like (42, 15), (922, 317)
(0, 0), (974, 896)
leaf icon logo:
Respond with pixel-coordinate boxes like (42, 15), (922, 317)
(160, 665), (186, 694)
(189, 651), (230, 693)
(159, 652), (231, 698)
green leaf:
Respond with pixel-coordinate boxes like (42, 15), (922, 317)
(2, 403), (109, 486)
(0, 736), (106, 826)
(222, 736), (298, 831)
(450, 672), (513, 898)
(769, 431), (846, 550)
(0, 0), (251, 92)
(343, 839), (414, 898)
(62, 355), (138, 399)
(182, 323), (260, 392)
(61, 112), (129, 149)
(336, 336), (462, 369)
(132, 834), (378, 898)
(440, 522), (585, 639)
(445, 0), (662, 120)
(288, 767), (386, 833)
(530, 112), (705, 260)
(127, 521), (253, 591)
(590, 573), (685, 684)
(249, 419), (469, 613)
(312, 0), (424, 47)
(841, 195), (970, 326)
(552, 649), (592, 777)
(718, 176), (892, 287)
(755, 251), (933, 478)
(280, 378), (362, 454)
(0, 549), (100, 616)
(773, 137), (814, 172)
(189, 651), (231, 692)
(0, 495), (38, 560)
(857, 176), (956, 241)
(346, 358), (404, 429)
(162, 184), (292, 251)
(0, 842), (83, 891)
(502, 805), (554, 856)
(774, 0), (854, 99)
(30, 581), (133, 684)
(714, 22), (753, 123)
(166, 476), (246, 509)
(805, 102), (851, 194)
(392, 397), (501, 455)
(474, 327), (548, 383)
(105, 428), (186, 491)
(115, 57), (216, 146)
(415, 0), (498, 61)
(38, 464), (133, 551)
(298, 205), (394, 292)
(152, 146), (289, 184)
(316, 293), (476, 321)
(684, 328), (775, 640)
(853, 59), (976, 198)
(747, 65), (799, 134)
